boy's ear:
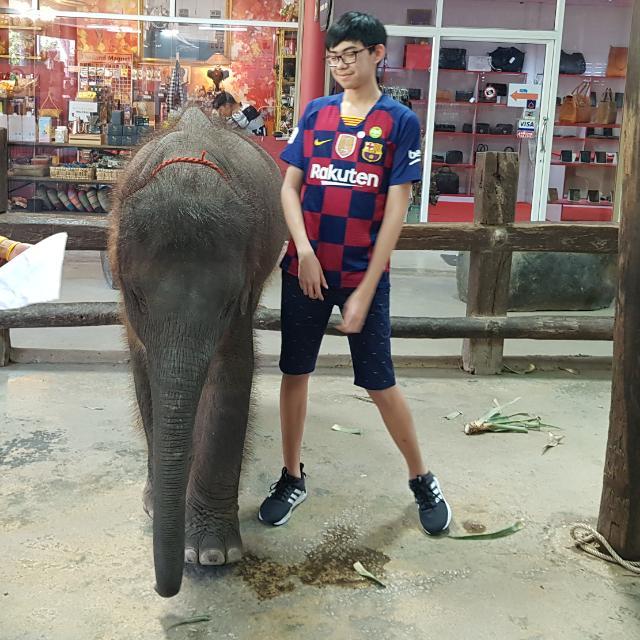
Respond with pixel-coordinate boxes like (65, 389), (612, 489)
(373, 44), (386, 65)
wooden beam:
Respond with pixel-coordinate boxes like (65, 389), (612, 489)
(597, 0), (640, 560)
(0, 302), (614, 340)
(462, 152), (518, 375)
(0, 128), (8, 214)
(0, 212), (618, 254)
(0, 329), (10, 366)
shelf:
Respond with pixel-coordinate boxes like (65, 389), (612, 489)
(559, 74), (626, 80)
(432, 163), (475, 169)
(440, 69), (526, 77)
(8, 176), (117, 184)
(555, 122), (622, 129)
(551, 162), (617, 168)
(8, 208), (107, 215)
(8, 142), (135, 150)
(434, 131), (518, 139)
(437, 101), (515, 108)
(554, 199), (613, 207)
(553, 136), (621, 142)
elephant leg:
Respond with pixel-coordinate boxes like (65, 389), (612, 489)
(185, 309), (254, 566)
(126, 325), (154, 518)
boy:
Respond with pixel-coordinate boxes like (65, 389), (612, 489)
(212, 92), (266, 136)
(258, 11), (452, 535)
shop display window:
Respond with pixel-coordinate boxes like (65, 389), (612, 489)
(0, 7), (292, 216)
(442, 0), (557, 31)
(333, 0), (436, 26)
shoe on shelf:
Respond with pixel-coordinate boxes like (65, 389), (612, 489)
(258, 464), (307, 526)
(409, 472), (452, 535)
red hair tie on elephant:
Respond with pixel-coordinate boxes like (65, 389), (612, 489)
(109, 107), (286, 598)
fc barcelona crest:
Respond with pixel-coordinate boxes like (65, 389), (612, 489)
(362, 141), (383, 163)
(335, 133), (357, 159)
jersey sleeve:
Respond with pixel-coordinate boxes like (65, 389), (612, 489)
(389, 111), (423, 186)
(280, 102), (312, 170)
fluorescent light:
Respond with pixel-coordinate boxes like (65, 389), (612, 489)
(161, 29), (179, 37)
(86, 24), (140, 33)
(198, 26), (248, 31)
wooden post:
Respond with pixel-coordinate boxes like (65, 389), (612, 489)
(0, 127), (7, 214)
(0, 329), (10, 366)
(462, 151), (518, 375)
(597, 0), (640, 560)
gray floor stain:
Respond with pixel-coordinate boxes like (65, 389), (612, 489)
(0, 430), (65, 469)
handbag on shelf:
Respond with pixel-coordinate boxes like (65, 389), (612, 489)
(475, 143), (489, 161)
(436, 89), (453, 102)
(559, 81), (592, 124)
(455, 90), (474, 103)
(606, 46), (628, 78)
(476, 122), (490, 134)
(39, 91), (62, 119)
(445, 150), (464, 164)
(435, 123), (456, 132)
(433, 167), (460, 194)
(439, 48), (467, 70)
(559, 51), (587, 75)
(489, 47), (525, 72)
(595, 88), (618, 124)
(462, 123), (473, 134)
(490, 123), (514, 135)
(404, 43), (432, 70)
(467, 55), (492, 72)
(432, 154), (445, 163)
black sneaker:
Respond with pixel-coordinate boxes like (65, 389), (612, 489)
(409, 472), (452, 535)
(258, 465), (307, 526)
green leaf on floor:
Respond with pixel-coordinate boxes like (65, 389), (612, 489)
(353, 561), (387, 587)
(165, 615), (211, 631)
(448, 520), (525, 540)
(331, 424), (363, 435)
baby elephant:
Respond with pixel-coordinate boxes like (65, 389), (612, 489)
(109, 108), (286, 597)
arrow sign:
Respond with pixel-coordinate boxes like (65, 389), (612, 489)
(508, 83), (540, 107)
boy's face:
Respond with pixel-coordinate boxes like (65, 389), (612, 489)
(217, 103), (234, 118)
(326, 39), (385, 90)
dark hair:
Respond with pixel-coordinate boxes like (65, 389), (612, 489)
(212, 92), (237, 110)
(325, 11), (387, 50)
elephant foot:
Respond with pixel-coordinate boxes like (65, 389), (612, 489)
(142, 479), (153, 519)
(184, 505), (243, 567)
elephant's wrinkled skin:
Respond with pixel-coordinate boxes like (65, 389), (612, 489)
(109, 108), (287, 597)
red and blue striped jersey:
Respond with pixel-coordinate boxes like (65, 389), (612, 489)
(280, 93), (423, 289)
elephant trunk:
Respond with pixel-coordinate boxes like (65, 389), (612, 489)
(150, 342), (213, 598)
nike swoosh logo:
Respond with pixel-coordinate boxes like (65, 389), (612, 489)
(314, 139), (332, 146)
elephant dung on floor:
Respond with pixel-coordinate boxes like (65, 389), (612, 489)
(108, 107), (287, 597)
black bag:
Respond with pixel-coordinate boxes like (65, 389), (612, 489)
(489, 82), (508, 96)
(559, 51), (586, 75)
(490, 123), (514, 135)
(407, 87), (422, 100)
(489, 47), (525, 72)
(439, 48), (467, 70)
(475, 143), (488, 161)
(503, 146), (516, 152)
(432, 154), (445, 163)
(435, 123), (456, 132)
(445, 150), (464, 164)
(433, 167), (460, 194)
(476, 122), (490, 134)
(455, 90), (474, 102)
(462, 123), (473, 133)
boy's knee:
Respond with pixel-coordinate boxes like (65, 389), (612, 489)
(282, 372), (311, 386)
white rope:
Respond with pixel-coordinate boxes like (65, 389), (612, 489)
(570, 523), (640, 574)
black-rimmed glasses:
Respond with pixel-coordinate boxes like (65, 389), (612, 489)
(325, 46), (376, 67)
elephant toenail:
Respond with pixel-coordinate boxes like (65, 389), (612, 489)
(200, 550), (225, 566)
(184, 548), (198, 564)
(226, 547), (243, 564)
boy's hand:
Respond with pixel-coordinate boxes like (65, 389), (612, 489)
(298, 248), (328, 300)
(337, 288), (374, 334)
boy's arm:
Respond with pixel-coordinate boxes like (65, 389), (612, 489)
(281, 166), (328, 300)
(337, 183), (411, 333)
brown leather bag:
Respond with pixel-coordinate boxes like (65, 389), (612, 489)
(607, 47), (628, 78)
(559, 82), (592, 124)
(595, 88), (617, 125)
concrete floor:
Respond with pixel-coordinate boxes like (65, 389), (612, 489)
(8, 251), (614, 363)
(2, 363), (639, 639)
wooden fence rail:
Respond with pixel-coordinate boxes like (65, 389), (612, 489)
(0, 152), (620, 371)
(0, 301), (614, 341)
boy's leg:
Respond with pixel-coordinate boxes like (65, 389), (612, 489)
(347, 284), (452, 534)
(367, 385), (426, 479)
(258, 272), (333, 526)
(280, 373), (310, 478)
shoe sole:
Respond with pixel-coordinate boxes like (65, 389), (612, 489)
(258, 491), (307, 527)
(422, 501), (453, 536)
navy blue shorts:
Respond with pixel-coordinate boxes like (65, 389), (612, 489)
(279, 271), (396, 390)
